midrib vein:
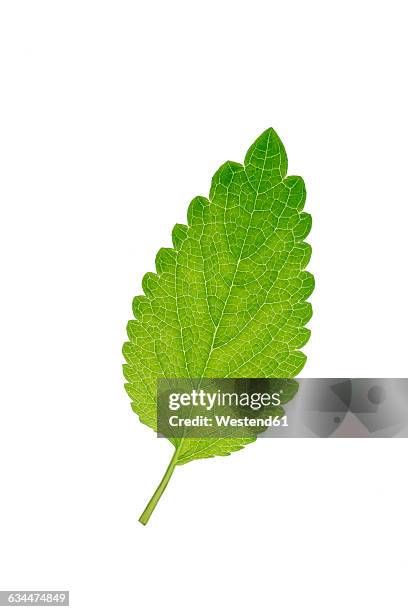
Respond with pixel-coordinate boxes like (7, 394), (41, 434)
(174, 132), (274, 460)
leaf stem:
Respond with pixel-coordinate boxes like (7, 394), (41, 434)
(139, 448), (179, 525)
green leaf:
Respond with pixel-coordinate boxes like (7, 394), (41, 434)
(123, 128), (314, 524)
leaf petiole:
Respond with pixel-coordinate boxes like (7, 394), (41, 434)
(139, 447), (179, 525)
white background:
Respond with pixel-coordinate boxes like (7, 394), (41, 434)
(1, 1), (407, 610)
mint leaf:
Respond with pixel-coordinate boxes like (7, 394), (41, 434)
(123, 128), (314, 524)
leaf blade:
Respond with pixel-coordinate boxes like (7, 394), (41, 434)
(124, 128), (314, 464)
